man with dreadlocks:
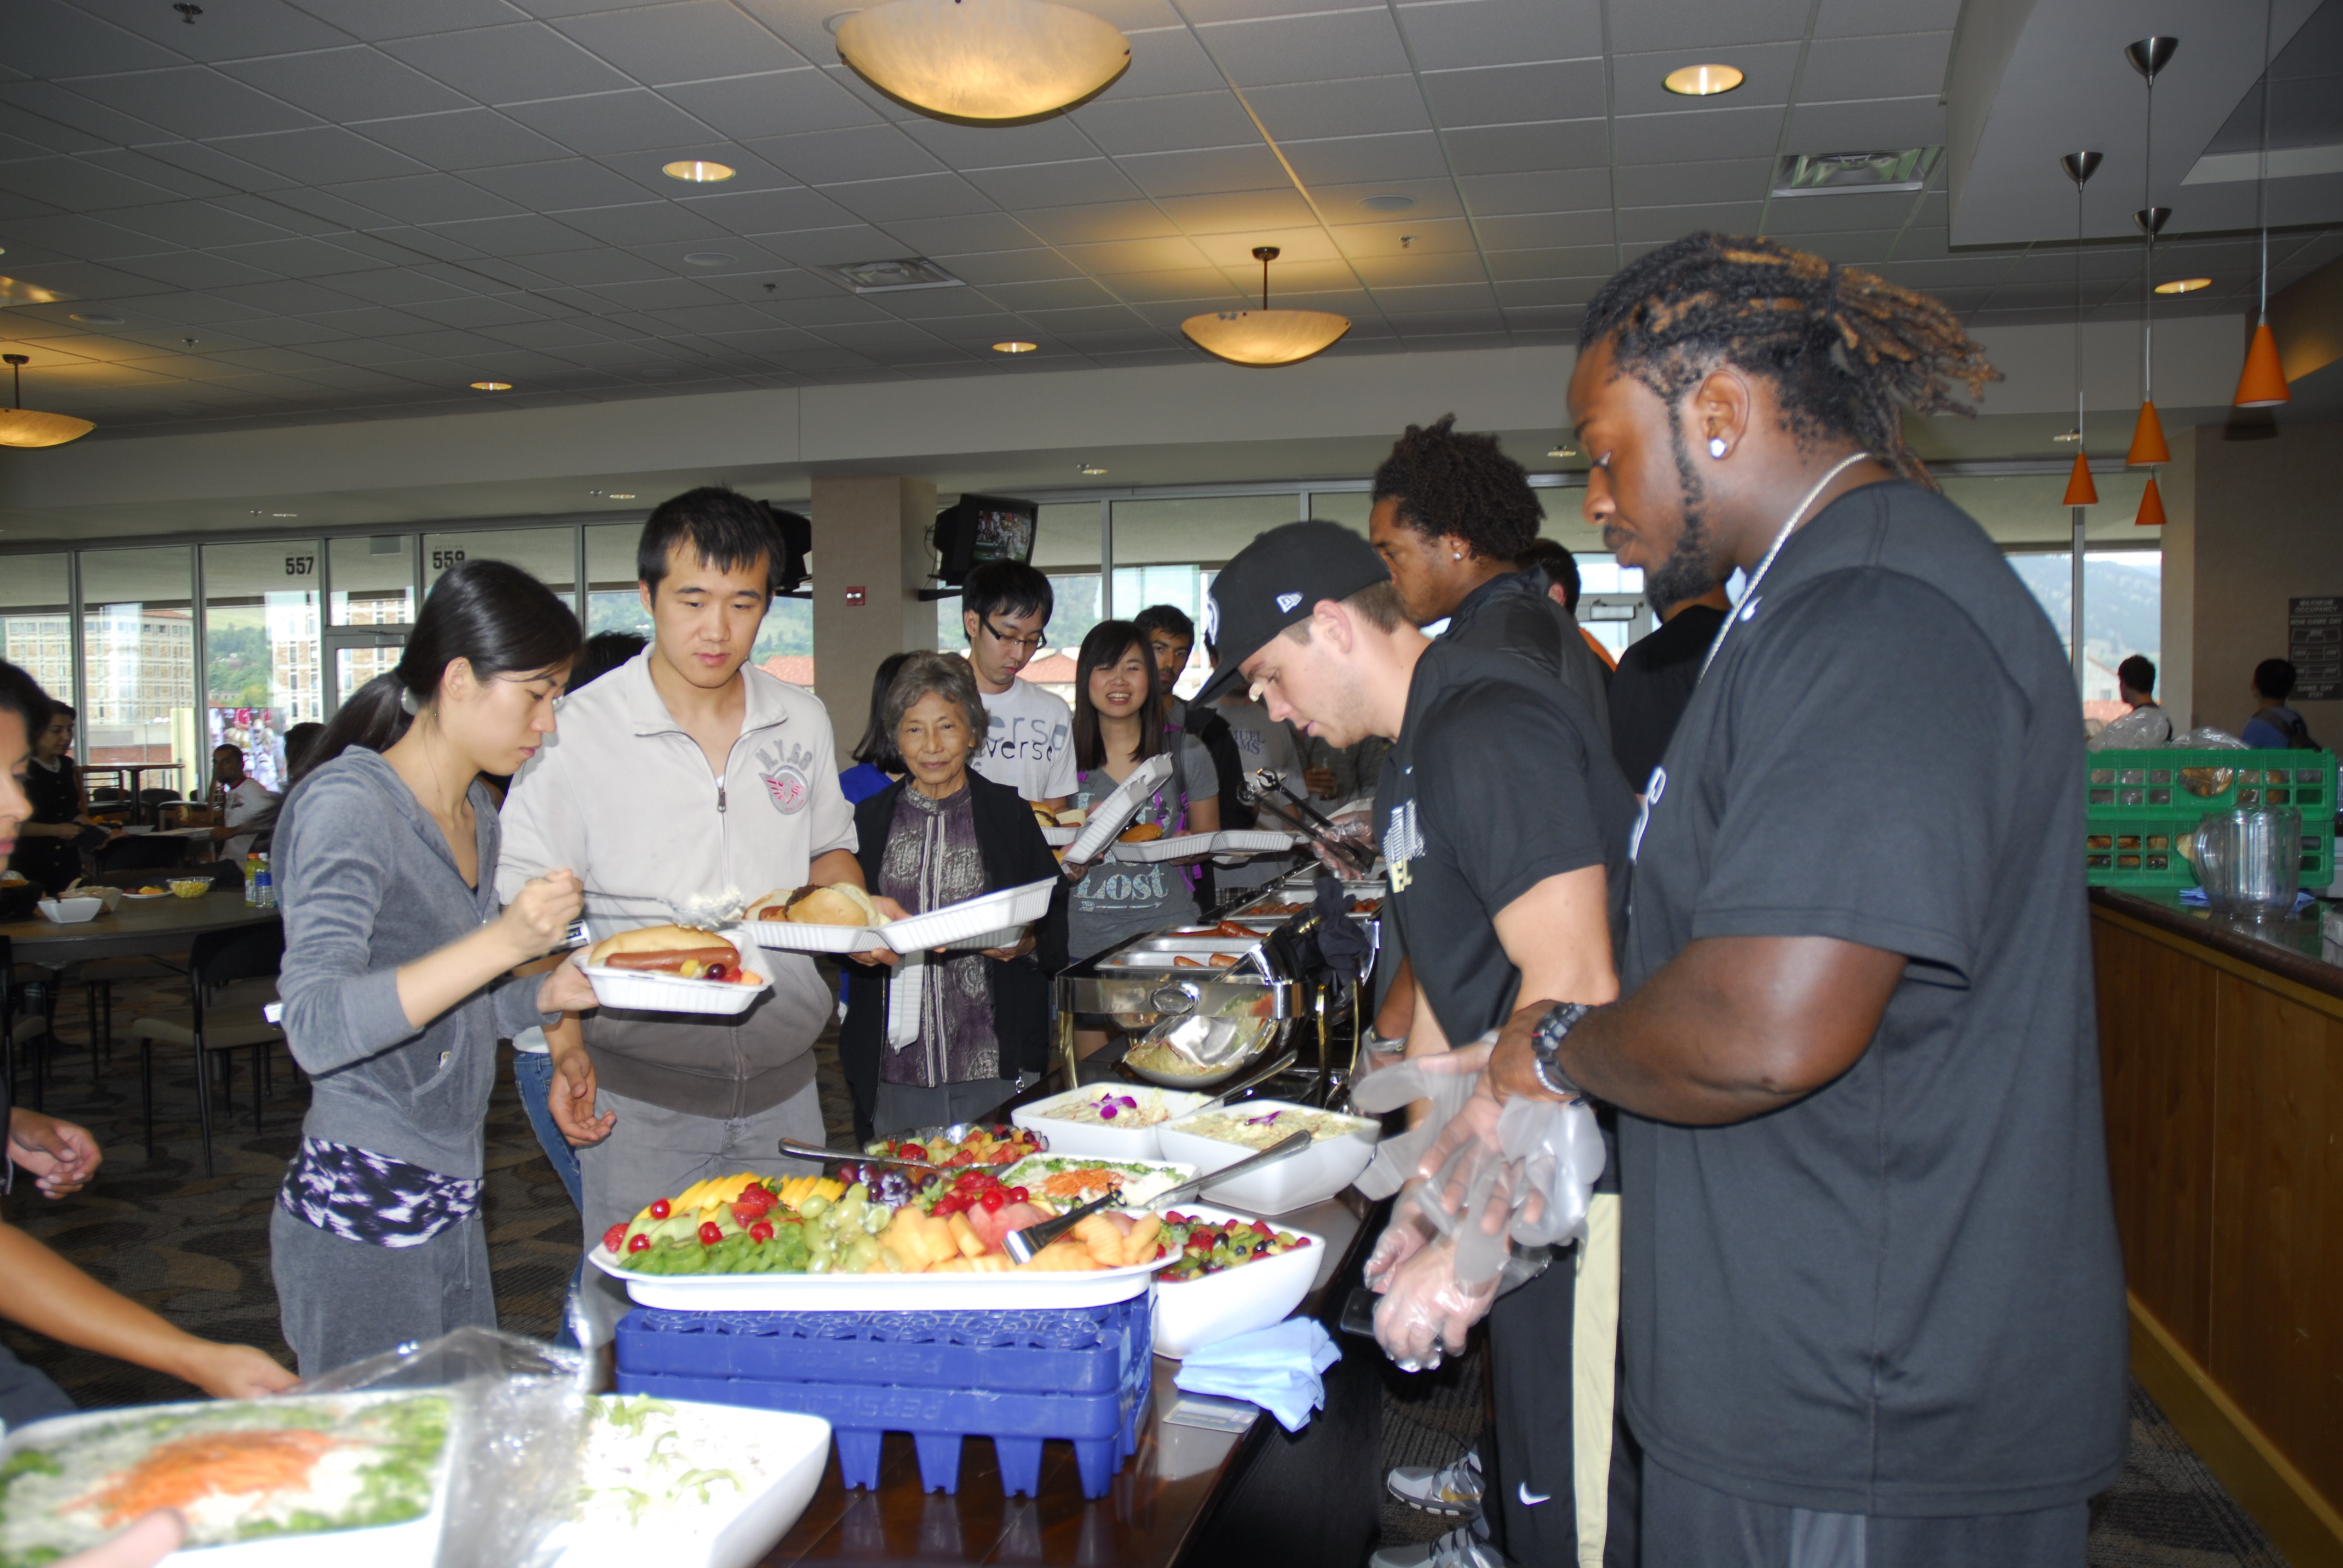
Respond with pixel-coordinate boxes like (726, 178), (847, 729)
(1424, 234), (2126, 1566)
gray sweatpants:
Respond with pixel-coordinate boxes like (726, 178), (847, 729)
(270, 1205), (494, 1379)
(572, 1079), (828, 1344)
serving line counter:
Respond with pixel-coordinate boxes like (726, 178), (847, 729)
(2088, 888), (2343, 1567)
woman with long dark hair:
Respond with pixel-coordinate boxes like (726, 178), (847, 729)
(1060, 621), (1217, 1054)
(840, 650), (916, 804)
(271, 560), (595, 1374)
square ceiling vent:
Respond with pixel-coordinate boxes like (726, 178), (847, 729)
(1773, 147), (1942, 197)
(830, 257), (965, 293)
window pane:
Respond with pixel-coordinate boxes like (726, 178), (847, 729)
(0, 555), (73, 706)
(1109, 497), (1299, 697)
(330, 535), (415, 626)
(1305, 492), (1371, 533)
(1576, 554), (1649, 661)
(424, 528), (577, 599)
(586, 522), (815, 687)
(203, 540), (321, 792)
(81, 547), (198, 799)
(2004, 550), (2163, 721)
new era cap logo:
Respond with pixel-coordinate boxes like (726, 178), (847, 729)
(1276, 592), (1303, 613)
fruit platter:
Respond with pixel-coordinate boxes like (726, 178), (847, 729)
(589, 1157), (1201, 1312)
(858, 1122), (1043, 1169)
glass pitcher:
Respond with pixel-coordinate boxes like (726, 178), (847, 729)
(2191, 807), (2302, 919)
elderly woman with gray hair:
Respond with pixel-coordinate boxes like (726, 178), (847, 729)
(840, 652), (1068, 1140)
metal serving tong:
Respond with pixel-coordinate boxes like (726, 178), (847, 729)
(776, 1138), (949, 1174)
(1244, 769), (1376, 875)
(1004, 1129), (1313, 1264)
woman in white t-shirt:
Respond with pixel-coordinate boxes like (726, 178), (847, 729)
(1060, 622), (1218, 1054)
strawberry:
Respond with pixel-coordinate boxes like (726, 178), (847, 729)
(601, 1222), (629, 1253)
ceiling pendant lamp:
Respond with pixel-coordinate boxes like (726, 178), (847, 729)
(0, 354), (94, 449)
(2125, 38), (2176, 480)
(2059, 152), (2102, 504)
(834, 0), (1130, 124)
(2135, 474), (2168, 528)
(2236, 0), (2292, 408)
(1181, 247), (1352, 367)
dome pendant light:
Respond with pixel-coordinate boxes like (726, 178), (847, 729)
(0, 354), (94, 448)
(2236, 0), (2292, 408)
(2125, 38), (2175, 489)
(2059, 152), (2102, 505)
(1181, 247), (1352, 367)
(835, 0), (1130, 124)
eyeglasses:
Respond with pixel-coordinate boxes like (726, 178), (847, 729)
(980, 618), (1046, 654)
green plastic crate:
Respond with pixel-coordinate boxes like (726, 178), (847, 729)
(2085, 748), (2336, 890)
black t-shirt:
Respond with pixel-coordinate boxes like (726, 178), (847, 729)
(1375, 641), (1632, 1046)
(1442, 569), (1614, 751)
(1606, 603), (1726, 792)
(1615, 480), (2127, 1516)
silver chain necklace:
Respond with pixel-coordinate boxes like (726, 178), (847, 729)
(1696, 451), (1872, 682)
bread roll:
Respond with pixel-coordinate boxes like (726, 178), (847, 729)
(778, 883), (883, 926)
(1031, 803), (1059, 826)
(1119, 823), (1165, 843)
(589, 924), (741, 976)
(1055, 807), (1089, 826)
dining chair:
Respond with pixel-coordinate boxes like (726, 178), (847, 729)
(0, 936), (60, 1112)
(132, 923), (285, 1177)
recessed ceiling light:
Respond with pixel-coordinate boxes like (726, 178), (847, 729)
(1663, 63), (1744, 96)
(1359, 194), (1416, 212)
(271, 512), (298, 518)
(1076, 463), (1107, 475)
(608, 492), (636, 500)
(682, 251), (737, 268)
(992, 340), (1038, 354)
(68, 312), (124, 325)
(2053, 428), (2083, 443)
(470, 380), (512, 391)
(1548, 445), (1578, 459)
(662, 160), (736, 183)
(2155, 276), (2212, 295)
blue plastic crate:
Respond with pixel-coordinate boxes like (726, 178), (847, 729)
(614, 1295), (1154, 1500)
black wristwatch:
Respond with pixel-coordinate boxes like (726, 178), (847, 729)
(1530, 1002), (1594, 1099)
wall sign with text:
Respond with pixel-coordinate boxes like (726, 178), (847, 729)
(2290, 596), (2341, 701)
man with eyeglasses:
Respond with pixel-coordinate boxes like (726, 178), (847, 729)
(962, 562), (1074, 813)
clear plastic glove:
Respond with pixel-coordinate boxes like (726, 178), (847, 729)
(1372, 1232), (1501, 1372)
(1364, 1191), (1437, 1292)
(1309, 812), (1375, 877)
(1348, 1048), (1482, 1201)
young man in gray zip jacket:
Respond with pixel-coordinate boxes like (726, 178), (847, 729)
(498, 489), (880, 1339)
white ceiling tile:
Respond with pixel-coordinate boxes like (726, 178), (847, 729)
(1473, 213), (1611, 251)
(1116, 28), (1228, 97)
(928, 248), (1082, 285)
(219, 48), (477, 122)
(552, 2), (807, 85)
(1812, 0), (1961, 39)
(319, 171), (525, 223)
(1205, 10), (1411, 87)
(522, 246), (672, 284)
(897, 115), (1098, 171)
(1118, 144), (1287, 198)
(1616, 201), (1762, 242)
(0, 100), (115, 155)
(1423, 60), (1607, 129)
(67, 67), (321, 139)
(756, 224), (899, 265)
(1105, 272), (1245, 309)
(978, 277), (1124, 312)
(1248, 77), (1430, 142)
(1282, 130), (1449, 184)
(9, 0), (190, 77)
(1887, 224), (1949, 260)
(661, 70), (881, 139)
(1352, 251), (1487, 287)
(1608, 0), (1808, 54)
(1484, 247), (1613, 280)
(1797, 33), (1951, 103)
(1608, 42), (1802, 116)
(197, 125), (427, 185)
(755, 125), (943, 185)
(421, 211), (597, 255)
(73, 0), (351, 62)
(1611, 157), (1772, 207)
(1615, 105), (1783, 165)
(1314, 177), (1465, 222)
(82, 146), (241, 198)
(1061, 234), (1213, 272)
(500, 90), (716, 155)
(963, 159), (1143, 208)
(1019, 198), (1179, 245)
(285, 0), (531, 42)
(557, 200), (730, 244)
(463, 155), (650, 209)
(683, 183), (860, 235)
(0, 154), (184, 211)
(1155, 187), (1316, 234)
(355, 108), (572, 168)
(209, 276), (377, 313)
(1194, 229), (1338, 268)
(793, 318), (939, 348)
(1444, 119), (1608, 175)
(1781, 96), (1942, 151)
(1792, 229), (1901, 264)
(382, 23), (636, 103)
(821, 172), (994, 224)
(1072, 92), (1257, 156)
(878, 211), (1040, 255)
(110, 250), (280, 288)
(1762, 191), (1923, 234)
(0, 80), (178, 145)
(1395, 0), (1602, 73)
(326, 264), (493, 304)
(101, 198), (289, 248)
(1493, 275), (1604, 305)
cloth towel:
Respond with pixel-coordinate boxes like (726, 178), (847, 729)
(2177, 887), (2316, 915)
(1172, 1317), (1340, 1432)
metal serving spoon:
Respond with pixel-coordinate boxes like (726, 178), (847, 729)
(1004, 1129), (1312, 1264)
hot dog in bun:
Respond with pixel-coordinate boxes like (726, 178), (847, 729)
(749, 883), (885, 927)
(588, 924), (751, 982)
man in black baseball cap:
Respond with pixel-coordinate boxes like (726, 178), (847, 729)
(1201, 521), (1637, 1568)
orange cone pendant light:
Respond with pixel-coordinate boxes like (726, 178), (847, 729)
(2125, 38), (2175, 474)
(2134, 474), (2167, 528)
(2126, 399), (2169, 465)
(2057, 151), (2102, 508)
(2235, 0), (2292, 408)
(2063, 451), (2100, 505)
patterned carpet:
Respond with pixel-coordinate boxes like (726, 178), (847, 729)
(0, 972), (2296, 1566)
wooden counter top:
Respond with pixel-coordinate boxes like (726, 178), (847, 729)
(2089, 886), (2343, 1002)
(758, 1191), (1383, 1567)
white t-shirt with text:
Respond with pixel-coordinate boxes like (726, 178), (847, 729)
(972, 678), (1077, 802)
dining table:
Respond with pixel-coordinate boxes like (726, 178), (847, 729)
(0, 885), (277, 967)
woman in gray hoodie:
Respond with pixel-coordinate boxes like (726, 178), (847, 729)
(270, 560), (595, 1376)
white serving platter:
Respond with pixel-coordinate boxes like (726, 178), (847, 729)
(550, 1399), (831, 1568)
(580, 924), (770, 1016)
(588, 1242), (1171, 1312)
(878, 877), (1054, 953)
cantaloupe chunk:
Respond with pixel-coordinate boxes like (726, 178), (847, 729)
(947, 1210), (988, 1259)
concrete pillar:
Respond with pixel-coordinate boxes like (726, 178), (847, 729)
(810, 475), (937, 744)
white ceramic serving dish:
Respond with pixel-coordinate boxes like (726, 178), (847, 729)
(550, 1399), (831, 1568)
(879, 877), (1054, 954)
(1064, 754), (1175, 863)
(588, 1242), (1171, 1312)
(0, 1392), (450, 1567)
(1158, 1100), (1380, 1215)
(580, 924), (770, 1016)
(1104, 832), (1216, 863)
(1149, 1203), (1325, 1360)
(36, 897), (103, 924)
(1012, 1084), (1214, 1161)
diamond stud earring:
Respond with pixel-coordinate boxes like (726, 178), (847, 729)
(1709, 437), (1728, 459)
